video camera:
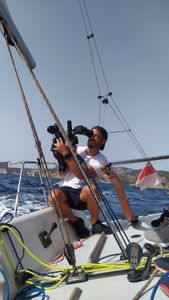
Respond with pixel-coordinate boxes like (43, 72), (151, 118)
(47, 120), (93, 172)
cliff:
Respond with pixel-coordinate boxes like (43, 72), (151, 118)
(102, 166), (169, 189)
(0, 161), (60, 178)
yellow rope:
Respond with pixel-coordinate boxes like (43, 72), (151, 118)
(1, 224), (169, 279)
(18, 269), (62, 282)
(25, 273), (67, 291)
(0, 225), (66, 272)
(0, 231), (15, 273)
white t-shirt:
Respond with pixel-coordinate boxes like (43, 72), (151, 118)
(62, 146), (108, 189)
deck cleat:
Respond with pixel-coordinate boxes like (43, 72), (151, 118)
(66, 269), (88, 285)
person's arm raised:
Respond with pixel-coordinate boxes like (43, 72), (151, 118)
(52, 138), (97, 179)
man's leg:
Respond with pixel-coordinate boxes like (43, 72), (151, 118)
(48, 188), (90, 239)
(80, 184), (112, 234)
(48, 189), (78, 222)
(80, 184), (100, 224)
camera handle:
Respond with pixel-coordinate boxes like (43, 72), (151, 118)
(53, 151), (83, 173)
(53, 150), (67, 172)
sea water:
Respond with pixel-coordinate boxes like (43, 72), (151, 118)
(0, 173), (169, 219)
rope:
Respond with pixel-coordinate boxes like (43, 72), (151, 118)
(150, 271), (169, 300)
(2, 222), (169, 300)
(0, 231), (15, 273)
(26, 64), (124, 256)
(1, 3), (156, 262)
(2, 224), (167, 274)
(21, 56), (106, 219)
(78, 157), (130, 255)
(3, 34), (76, 267)
(20, 41), (129, 257)
(2, 16), (118, 264)
(14, 282), (45, 300)
(0, 225), (66, 272)
(0, 213), (26, 273)
(5, 28), (128, 257)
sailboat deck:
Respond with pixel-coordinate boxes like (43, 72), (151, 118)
(1, 209), (168, 299)
(39, 214), (168, 300)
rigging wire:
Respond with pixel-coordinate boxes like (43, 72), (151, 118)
(78, 0), (148, 159)
(2, 2), (169, 267)
(1, 10), (128, 258)
(3, 32), (77, 268)
(26, 60), (129, 256)
(78, 0), (101, 124)
(1, 13), (129, 260)
(3, 0), (169, 262)
(79, 0), (169, 193)
(79, 157), (130, 248)
(1, 1), (152, 258)
(5, 20), (128, 257)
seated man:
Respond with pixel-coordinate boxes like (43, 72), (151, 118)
(49, 126), (137, 239)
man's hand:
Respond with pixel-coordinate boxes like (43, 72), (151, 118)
(59, 170), (68, 177)
(52, 138), (69, 156)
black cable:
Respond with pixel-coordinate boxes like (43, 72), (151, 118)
(0, 213), (25, 273)
(27, 269), (62, 277)
(0, 212), (13, 224)
(97, 183), (130, 244)
(79, 158), (130, 247)
(98, 252), (122, 262)
(91, 176), (130, 246)
(7, 229), (24, 273)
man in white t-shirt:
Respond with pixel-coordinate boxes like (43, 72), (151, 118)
(49, 126), (137, 239)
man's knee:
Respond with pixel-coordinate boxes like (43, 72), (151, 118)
(87, 184), (98, 195)
(48, 189), (65, 203)
(81, 184), (98, 200)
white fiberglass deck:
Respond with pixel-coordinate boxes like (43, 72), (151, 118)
(0, 209), (168, 300)
(35, 214), (168, 300)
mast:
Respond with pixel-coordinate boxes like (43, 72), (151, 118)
(0, 0), (36, 69)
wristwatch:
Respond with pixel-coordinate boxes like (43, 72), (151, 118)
(63, 152), (73, 160)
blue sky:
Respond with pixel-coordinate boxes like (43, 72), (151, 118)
(0, 0), (169, 171)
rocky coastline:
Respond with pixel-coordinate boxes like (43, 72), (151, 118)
(0, 161), (169, 188)
(0, 161), (60, 178)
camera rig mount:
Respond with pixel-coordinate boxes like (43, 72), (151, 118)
(47, 120), (93, 172)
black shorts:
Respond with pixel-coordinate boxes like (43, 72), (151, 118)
(56, 186), (87, 210)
